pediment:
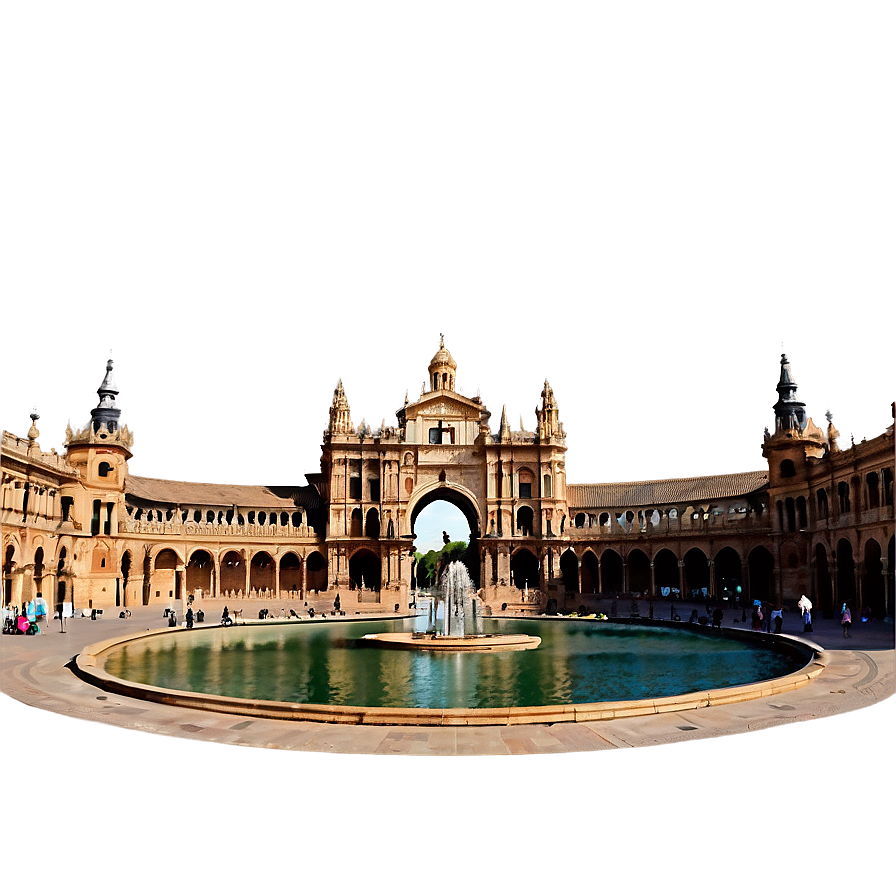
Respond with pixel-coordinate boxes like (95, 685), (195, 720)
(403, 391), (486, 422)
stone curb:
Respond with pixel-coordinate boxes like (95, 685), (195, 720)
(73, 619), (824, 728)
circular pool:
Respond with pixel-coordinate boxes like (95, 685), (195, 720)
(79, 616), (824, 725)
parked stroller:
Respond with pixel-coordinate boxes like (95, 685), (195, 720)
(7, 609), (39, 635)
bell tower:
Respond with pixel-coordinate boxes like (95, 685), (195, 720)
(428, 334), (457, 392)
(327, 379), (353, 435)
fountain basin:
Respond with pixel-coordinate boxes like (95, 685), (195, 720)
(361, 632), (541, 652)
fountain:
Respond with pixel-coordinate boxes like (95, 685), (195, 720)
(364, 561), (540, 652)
(440, 560), (475, 637)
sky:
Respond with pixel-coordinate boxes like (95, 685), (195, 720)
(2, 3), (894, 889)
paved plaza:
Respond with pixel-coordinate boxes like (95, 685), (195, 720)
(3, 599), (895, 896)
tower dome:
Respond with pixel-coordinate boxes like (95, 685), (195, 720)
(428, 334), (457, 392)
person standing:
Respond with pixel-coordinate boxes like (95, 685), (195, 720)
(840, 603), (852, 638)
(772, 608), (783, 634)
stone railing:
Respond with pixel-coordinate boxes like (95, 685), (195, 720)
(566, 510), (770, 539)
(120, 515), (315, 539)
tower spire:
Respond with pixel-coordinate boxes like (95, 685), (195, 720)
(536, 379), (563, 441)
(90, 357), (122, 433)
(328, 379), (353, 434)
(773, 353), (807, 433)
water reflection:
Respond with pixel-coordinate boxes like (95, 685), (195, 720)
(104, 619), (803, 709)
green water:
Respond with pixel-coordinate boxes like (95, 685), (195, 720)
(102, 618), (805, 709)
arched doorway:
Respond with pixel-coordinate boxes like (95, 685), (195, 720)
(154, 549), (180, 604)
(33, 546), (45, 604)
(510, 548), (539, 591)
(516, 506), (535, 537)
(410, 486), (481, 588)
(715, 546), (743, 601)
(3, 544), (16, 606)
(250, 551), (275, 593)
(186, 549), (213, 597)
(815, 543), (833, 616)
(306, 551), (328, 593)
(627, 549), (650, 594)
(57, 546), (70, 610)
(560, 549), (579, 592)
(683, 548), (709, 598)
(120, 550), (132, 607)
(747, 546), (775, 605)
(349, 548), (381, 591)
(862, 540), (884, 619)
(836, 539), (856, 613)
(889, 537), (896, 619)
(580, 550), (599, 593)
(279, 552), (302, 594)
(654, 548), (679, 596)
(220, 550), (244, 594)
(601, 549), (624, 593)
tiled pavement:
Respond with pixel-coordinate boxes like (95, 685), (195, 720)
(2, 603), (893, 756)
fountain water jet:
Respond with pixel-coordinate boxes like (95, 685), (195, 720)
(363, 561), (540, 652)
(440, 560), (475, 637)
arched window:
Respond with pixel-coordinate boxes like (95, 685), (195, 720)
(866, 471), (880, 509)
(838, 481), (851, 513)
(98, 461), (112, 478)
(785, 497), (796, 532)
(780, 459), (796, 478)
(816, 488), (829, 519)
(796, 496), (807, 529)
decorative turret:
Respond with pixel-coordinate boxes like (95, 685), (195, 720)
(90, 358), (122, 434)
(64, 358), (134, 455)
(772, 354), (808, 434)
(428, 334), (457, 392)
(327, 379), (353, 434)
(499, 405), (511, 442)
(536, 380), (564, 441)
(762, 353), (825, 474)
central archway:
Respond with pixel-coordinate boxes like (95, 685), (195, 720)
(408, 483), (482, 588)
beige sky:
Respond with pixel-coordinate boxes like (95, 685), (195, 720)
(2, 7), (893, 492)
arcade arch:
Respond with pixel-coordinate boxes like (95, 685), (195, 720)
(836, 539), (856, 609)
(186, 549), (213, 595)
(747, 546), (775, 604)
(349, 548), (380, 591)
(153, 548), (180, 604)
(560, 549), (578, 592)
(250, 551), (275, 592)
(220, 550), (245, 593)
(627, 549), (650, 594)
(510, 548), (538, 591)
(653, 548), (679, 594)
(580, 549), (599, 593)
(714, 546), (743, 598)
(305, 551), (328, 592)
(862, 539), (884, 619)
(279, 552), (302, 593)
(601, 549), (623, 592)
(409, 484), (481, 587)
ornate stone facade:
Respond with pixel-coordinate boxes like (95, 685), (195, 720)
(2, 345), (894, 620)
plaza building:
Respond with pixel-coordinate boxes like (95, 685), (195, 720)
(2, 343), (894, 621)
